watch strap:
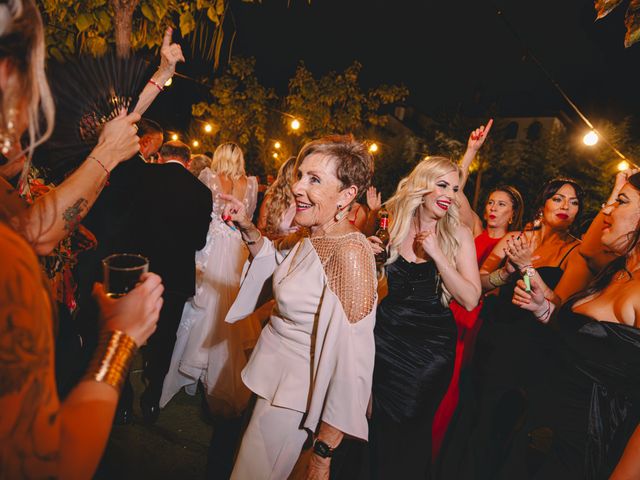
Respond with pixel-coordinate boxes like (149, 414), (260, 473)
(312, 439), (335, 458)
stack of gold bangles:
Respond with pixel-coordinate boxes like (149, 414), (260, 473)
(488, 267), (509, 287)
(83, 330), (137, 392)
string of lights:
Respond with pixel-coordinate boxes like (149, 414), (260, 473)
(488, 1), (637, 169)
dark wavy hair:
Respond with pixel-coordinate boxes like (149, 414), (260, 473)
(566, 173), (640, 309)
(534, 177), (584, 236)
(487, 185), (524, 232)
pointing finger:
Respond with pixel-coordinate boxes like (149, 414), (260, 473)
(162, 27), (173, 48)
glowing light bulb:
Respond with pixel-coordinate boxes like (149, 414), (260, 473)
(369, 143), (379, 153)
(583, 131), (599, 146)
(290, 119), (301, 130)
(274, 141), (281, 149)
(164, 77), (173, 87)
(272, 152), (279, 159)
(171, 133), (178, 141)
(204, 123), (213, 133)
(192, 140), (199, 148)
(617, 160), (630, 172)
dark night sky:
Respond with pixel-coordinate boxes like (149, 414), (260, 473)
(156, 0), (640, 130)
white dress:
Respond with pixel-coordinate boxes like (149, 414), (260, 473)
(160, 169), (260, 416)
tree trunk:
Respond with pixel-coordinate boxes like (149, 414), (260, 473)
(111, 0), (139, 58)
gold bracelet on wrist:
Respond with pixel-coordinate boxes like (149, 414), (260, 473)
(83, 330), (138, 392)
(241, 227), (262, 245)
(488, 268), (508, 287)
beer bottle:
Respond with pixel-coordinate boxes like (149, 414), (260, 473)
(375, 209), (390, 266)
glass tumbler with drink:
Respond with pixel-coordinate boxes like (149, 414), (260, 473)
(102, 253), (149, 298)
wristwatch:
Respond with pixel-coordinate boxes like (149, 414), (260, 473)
(521, 266), (536, 292)
(521, 266), (536, 278)
(312, 439), (336, 458)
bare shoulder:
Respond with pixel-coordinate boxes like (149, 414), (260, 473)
(454, 223), (475, 244)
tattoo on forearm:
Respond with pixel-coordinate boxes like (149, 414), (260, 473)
(62, 198), (88, 233)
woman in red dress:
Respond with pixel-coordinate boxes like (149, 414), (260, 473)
(431, 121), (525, 459)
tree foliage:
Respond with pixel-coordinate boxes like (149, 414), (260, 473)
(191, 57), (277, 174)
(594, 0), (640, 47)
(37, 0), (243, 59)
(285, 62), (408, 141)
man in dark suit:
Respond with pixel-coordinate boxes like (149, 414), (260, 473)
(131, 140), (212, 422)
(78, 136), (211, 424)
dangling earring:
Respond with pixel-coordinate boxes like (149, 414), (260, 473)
(335, 204), (347, 222)
(1, 108), (17, 155)
(508, 216), (513, 225)
(533, 211), (543, 229)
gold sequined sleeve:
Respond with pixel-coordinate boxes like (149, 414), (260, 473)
(324, 236), (377, 324)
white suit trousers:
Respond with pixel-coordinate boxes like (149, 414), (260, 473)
(230, 397), (308, 480)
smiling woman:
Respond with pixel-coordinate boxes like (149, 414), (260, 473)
(439, 177), (586, 478)
(218, 135), (377, 479)
(492, 170), (640, 478)
(366, 156), (481, 478)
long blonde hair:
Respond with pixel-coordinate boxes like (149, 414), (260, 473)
(0, 0), (55, 181)
(264, 156), (296, 235)
(386, 156), (462, 306)
(210, 142), (245, 179)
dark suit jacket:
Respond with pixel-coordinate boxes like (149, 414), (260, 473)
(81, 156), (212, 298)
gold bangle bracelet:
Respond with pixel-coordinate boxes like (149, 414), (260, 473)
(488, 268), (508, 287)
(83, 330), (138, 392)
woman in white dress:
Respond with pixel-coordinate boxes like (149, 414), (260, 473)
(161, 142), (260, 417)
(221, 135), (378, 479)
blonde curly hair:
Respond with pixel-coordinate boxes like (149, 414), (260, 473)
(210, 142), (245, 179)
(264, 157), (296, 235)
(386, 156), (462, 306)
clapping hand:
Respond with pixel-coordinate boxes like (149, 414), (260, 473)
(504, 233), (534, 270)
(467, 118), (493, 153)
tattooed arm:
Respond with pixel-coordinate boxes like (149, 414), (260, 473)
(19, 111), (140, 256)
(0, 224), (163, 479)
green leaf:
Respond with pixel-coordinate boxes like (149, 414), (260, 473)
(179, 11), (196, 36)
(207, 6), (219, 23)
(215, 0), (225, 15)
(196, 0), (210, 9)
(141, 3), (156, 21)
(96, 10), (111, 31)
(75, 13), (93, 32)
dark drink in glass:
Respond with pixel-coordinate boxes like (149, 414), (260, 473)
(102, 253), (149, 298)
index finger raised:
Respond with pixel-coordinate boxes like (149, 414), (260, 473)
(162, 27), (173, 48)
(482, 118), (494, 137)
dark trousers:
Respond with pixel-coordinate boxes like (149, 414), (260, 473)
(142, 291), (188, 397)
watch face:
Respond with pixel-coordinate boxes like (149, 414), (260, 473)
(313, 440), (333, 458)
(524, 267), (535, 277)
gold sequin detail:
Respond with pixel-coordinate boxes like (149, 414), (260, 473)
(310, 232), (377, 324)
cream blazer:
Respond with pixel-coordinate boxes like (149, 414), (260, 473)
(226, 237), (376, 441)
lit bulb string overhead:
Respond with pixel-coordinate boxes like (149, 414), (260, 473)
(487, 0), (637, 168)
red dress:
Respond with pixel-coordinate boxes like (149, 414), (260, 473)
(431, 229), (502, 458)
